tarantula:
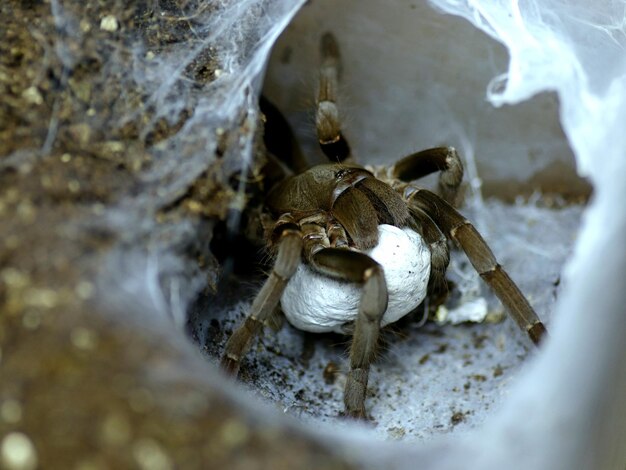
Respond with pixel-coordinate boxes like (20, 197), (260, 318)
(220, 33), (546, 419)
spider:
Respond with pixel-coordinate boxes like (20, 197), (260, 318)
(220, 32), (547, 419)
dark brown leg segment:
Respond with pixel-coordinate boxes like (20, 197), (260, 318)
(316, 32), (351, 162)
(220, 228), (303, 375)
(409, 206), (450, 292)
(311, 248), (388, 418)
(392, 146), (464, 205)
(408, 189), (547, 345)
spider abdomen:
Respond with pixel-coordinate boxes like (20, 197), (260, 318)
(280, 224), (431, 334)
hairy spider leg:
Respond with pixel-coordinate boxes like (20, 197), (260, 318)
(316, 32), (351, 162)
(408, 206), (450, 293)
(392, 146), (464, 205)
(407, 189), (547, 345)
(220, 225), (303, 375)
(309, 248), (388, 419)
(383, 145), (463, 290)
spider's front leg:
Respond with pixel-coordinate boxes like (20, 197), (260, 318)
(220, 224), (303, 375)
(408, 189), (547, 345)
(310, 248), (388, 419)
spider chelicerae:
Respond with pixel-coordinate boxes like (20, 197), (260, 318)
(220, 32), (546, 419)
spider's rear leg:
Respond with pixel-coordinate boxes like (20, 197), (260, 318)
(311, 248), (388, 419)
(393, 146), (464, 205)
(316, 32), (351, 162)
(220, 224), (303, 375)
(408, 189), (547, 345)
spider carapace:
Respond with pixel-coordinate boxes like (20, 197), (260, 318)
(220, 32), (546, 419)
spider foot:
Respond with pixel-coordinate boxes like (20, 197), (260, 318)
(340, 408), (373, 422)
(528, 321), (548, 345)
(220, 356), (241, 377)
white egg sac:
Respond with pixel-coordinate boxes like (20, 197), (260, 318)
(280, 224), (431, 333)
